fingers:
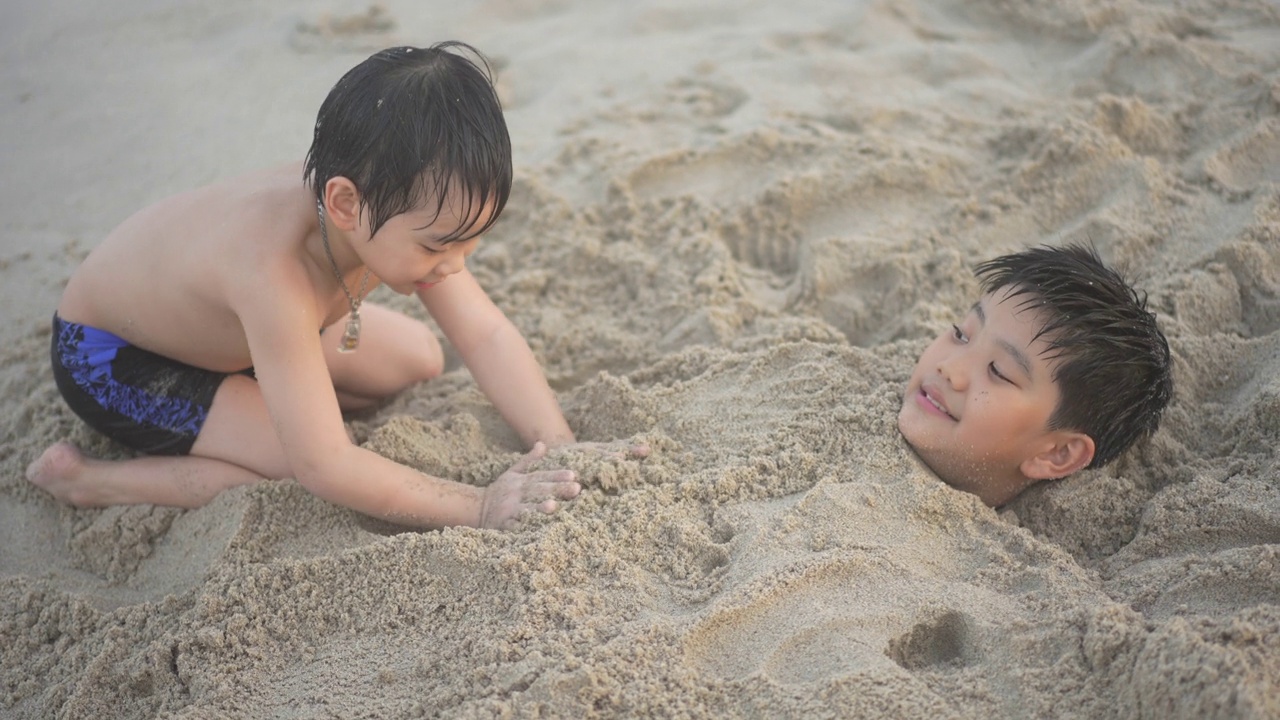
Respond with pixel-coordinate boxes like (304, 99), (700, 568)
(520, 471), (580, 501)
(542, 477), (581, 500)
(522, 475), (578, 515)
(522, 468), (577, 485)
(496, 494), (569, 529)
(497, 497), (562, 530)
(508, 441), (548, 474)
(489, 437), (651, 530)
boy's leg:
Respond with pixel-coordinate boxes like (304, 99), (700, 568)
(28, 303), (441, 508)
(28, 373), (290, 508)
(26, 442), (263, 508)
(320, 303), (444, 410)
(187, 304), (440, 472)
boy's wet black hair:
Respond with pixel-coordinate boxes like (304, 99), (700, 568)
(975, 243), (1173, 468)
(304, 42), (511, 242)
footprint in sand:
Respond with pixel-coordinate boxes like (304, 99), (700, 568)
(683, 553), (984, 684)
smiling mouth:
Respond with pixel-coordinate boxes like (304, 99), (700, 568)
(920, 387), (958, 421)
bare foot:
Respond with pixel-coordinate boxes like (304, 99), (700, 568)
(26, 442), (98, 507)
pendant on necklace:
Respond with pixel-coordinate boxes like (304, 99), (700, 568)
(338, 312), (362, 353)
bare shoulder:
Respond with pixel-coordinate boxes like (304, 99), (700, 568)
(59, 163), (322, 371)
(221, 167), (334, 336)
(70, 163), (311, 292)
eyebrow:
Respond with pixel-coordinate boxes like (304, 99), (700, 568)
(973, 301), (1034, 380)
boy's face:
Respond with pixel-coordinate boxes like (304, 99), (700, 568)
(897, 288), (1075, 506)
(357, 190), (494, 295)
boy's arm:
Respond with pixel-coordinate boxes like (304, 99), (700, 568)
(419, 268), (575, 447)
(233, 263), (572, 528)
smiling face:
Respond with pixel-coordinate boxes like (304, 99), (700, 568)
(897, 287), (1096, 506)
(355, 188), (492, 295)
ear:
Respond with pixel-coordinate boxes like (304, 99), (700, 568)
(322, 177), (363, 232)
(1019, 432), (1096, 481)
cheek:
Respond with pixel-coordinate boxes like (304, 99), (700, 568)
(410, 249), (440, 268)
(963, 399), (1028, 444)
(908, 347), (940, 383)
(896, 403), (915, 437)
(919, 340), (944, 364)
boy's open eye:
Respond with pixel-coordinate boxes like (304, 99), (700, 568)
(951, 324), (968, 343)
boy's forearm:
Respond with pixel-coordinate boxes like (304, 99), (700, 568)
(299, 445), (484, 529)
(463, 322), (575, 447)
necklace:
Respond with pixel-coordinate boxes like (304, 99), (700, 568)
(316, 199), (371, 353)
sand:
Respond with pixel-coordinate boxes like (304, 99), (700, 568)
(2, 0), (1279, 717)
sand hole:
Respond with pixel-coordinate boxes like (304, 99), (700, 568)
(885, 609), (972, 671)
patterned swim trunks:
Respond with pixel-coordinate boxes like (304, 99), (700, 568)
(49, 314), (252, 455)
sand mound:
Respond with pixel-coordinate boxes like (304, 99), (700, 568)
(2, 0), (1278, 717)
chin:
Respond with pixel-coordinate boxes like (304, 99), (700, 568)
(898, 436), (1017, 508)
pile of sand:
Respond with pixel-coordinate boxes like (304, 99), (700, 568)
(2, 0), (1277, 717)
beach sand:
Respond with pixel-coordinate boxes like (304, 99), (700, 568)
(2, 0), (1279, 717)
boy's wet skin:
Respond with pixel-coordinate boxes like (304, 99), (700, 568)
(898, 288), (1094, 507)
(26, 44), (643, 530)
(896, 244), (1172, 508)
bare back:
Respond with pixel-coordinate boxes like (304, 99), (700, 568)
(58, 163), (356, 372)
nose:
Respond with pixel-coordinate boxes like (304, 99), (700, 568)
(937, 348), (969, 392)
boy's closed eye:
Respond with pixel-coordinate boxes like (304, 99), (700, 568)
(988, 362), (1014, 385)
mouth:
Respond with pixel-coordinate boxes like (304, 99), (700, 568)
(414, 280), (437, 289)
(916, 385), (957, 421)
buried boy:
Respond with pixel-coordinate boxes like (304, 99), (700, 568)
(898, 244), (1173, 506)
(27, 43), (639, 530)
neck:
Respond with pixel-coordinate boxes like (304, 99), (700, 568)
(315, 203), (354, 273)
(311, 199), (376, 310)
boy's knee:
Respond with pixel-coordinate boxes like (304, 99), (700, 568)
(407, 325), (445, 382)
(415, 350), (444, 383)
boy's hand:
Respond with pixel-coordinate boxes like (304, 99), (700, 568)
(478, 442), (581, 530)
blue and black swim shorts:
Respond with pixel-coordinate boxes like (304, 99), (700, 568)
(50, 314), (253, 456)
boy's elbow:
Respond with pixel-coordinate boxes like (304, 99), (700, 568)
(289, 444), (356, 499)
